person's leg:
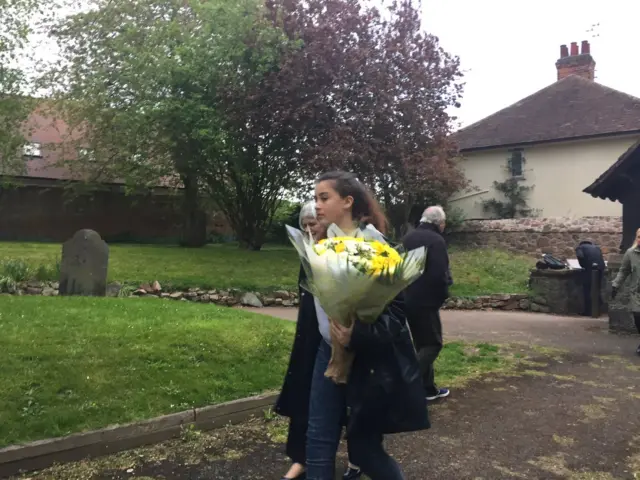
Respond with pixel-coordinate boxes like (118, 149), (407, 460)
(348, 432), (404, 480)
(582, 271), (592, 316)
(416, 308), (444, 397)
(306, 341), (346, 480)
(598, 270), (604, 311)
(283, 416), (307, 478)
(634, 313), (640, 356)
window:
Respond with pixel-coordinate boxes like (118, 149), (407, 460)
(508, 149), (524, 177)
(23, 142), (43, 158)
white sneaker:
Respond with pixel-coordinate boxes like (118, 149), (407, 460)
(426, 388), (450, 401)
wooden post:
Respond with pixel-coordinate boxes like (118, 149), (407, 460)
(591, 263), (600, 318)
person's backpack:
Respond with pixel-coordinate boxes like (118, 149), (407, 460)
(541, 254), (567, 270)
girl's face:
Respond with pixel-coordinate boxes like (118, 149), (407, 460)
(314, 180), (353, 227)
(301, 217), (325, 241)
(636, 229), (640, 246)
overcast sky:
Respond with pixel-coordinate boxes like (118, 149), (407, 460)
(23, 0), (640, 130)
(422, 0), (640, 128)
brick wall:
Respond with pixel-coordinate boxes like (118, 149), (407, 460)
(0, 184), (232, 242)
(448, 216), (622, 258)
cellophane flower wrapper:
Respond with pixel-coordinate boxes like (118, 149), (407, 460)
(286, 223), (426, 383)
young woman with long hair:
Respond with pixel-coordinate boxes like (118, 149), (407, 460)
(276, 201), (363, 480)
(304, 171), (429, 480)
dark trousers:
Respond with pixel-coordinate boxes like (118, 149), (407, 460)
(582, 269), (603, 316)
(408, 307), (443, 397)
(634, 313), (640, 335)
(286, 416), (307, 465)
(305, 341), (404, 480)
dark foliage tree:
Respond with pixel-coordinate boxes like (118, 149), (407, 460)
(248, 0), (468, 237)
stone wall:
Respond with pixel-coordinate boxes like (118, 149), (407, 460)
(529, 268), (610, 316)
(5, 279), (603, 317)
(1, 280), (299, 308)
(449, 216), (622, 259)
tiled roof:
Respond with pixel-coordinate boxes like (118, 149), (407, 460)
(583, 138), (640, 202)
(454, 75), (640, 152)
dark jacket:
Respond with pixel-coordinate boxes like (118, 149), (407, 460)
(275, 268), (322, 420)
(401, 222), (450, 309)
(275, 271), (430, 436)
(575, 241), (605, 272)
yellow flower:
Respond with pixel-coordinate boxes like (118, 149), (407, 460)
(334, 243), (346, 253)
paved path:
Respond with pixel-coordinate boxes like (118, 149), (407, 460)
(252, 307), (637, 354)
(21, 310), (640, 480)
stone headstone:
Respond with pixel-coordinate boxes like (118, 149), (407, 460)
(59, 229), (109, 296)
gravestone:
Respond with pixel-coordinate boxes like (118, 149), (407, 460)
(59, 229), (109, 296)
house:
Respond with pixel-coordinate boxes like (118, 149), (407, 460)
(583, 138), (640, 252)
(0, 107), (231, 242)
(583, 140), (640, 334)
(451, 40), (640, 219)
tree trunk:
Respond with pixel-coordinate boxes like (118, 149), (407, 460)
(180, 173), (207, 247)
(237, 226), (265, 251)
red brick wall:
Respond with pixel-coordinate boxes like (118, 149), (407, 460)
(0, 184), (232, 242)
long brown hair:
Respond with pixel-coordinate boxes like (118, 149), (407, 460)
(316, 171), (388, 235)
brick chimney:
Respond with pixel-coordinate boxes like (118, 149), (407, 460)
(556, 40), (596, 81)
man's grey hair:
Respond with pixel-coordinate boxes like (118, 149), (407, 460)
(299, 201), (317, 229)
(420, 205), (446, 225)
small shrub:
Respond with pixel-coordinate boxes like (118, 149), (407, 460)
(266, 201), (302, 244)
(1, 259), (31, 282)
(0, 276), (17, 293)
(118, 285), (136, 297)
(34, 259), (61, 282)
(444, 206), (466, 233)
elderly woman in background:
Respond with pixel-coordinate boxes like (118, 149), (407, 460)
(275, 201), (362, 480)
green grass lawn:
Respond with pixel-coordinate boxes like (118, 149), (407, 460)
(0, 241), (534, 296)
(0, 296), (295, 448)
(448, 247), (534, 297)
(0, 295), (513, 448)
(0, 242), (300, 291)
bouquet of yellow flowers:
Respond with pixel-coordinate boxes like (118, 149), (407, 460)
(286, 223), (426, 383)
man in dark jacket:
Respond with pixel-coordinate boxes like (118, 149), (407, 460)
(575, 240), (605, 316)
(402, 206), (451, 401)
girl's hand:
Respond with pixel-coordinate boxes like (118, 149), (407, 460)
(330, 320), (354, 347)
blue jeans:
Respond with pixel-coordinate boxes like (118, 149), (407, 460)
(305, 341), (405, 480)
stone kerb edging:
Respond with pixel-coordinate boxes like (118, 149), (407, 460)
(0, 392), (278, 478)
(3, 281), (300, 308)
(4, 282), (552, 312)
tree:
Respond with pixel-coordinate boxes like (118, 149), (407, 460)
(46, 0), (295, 247)
(254, 0), (467, 237)
(0, 0), (56, 176)
(482, 178), (535, 219)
